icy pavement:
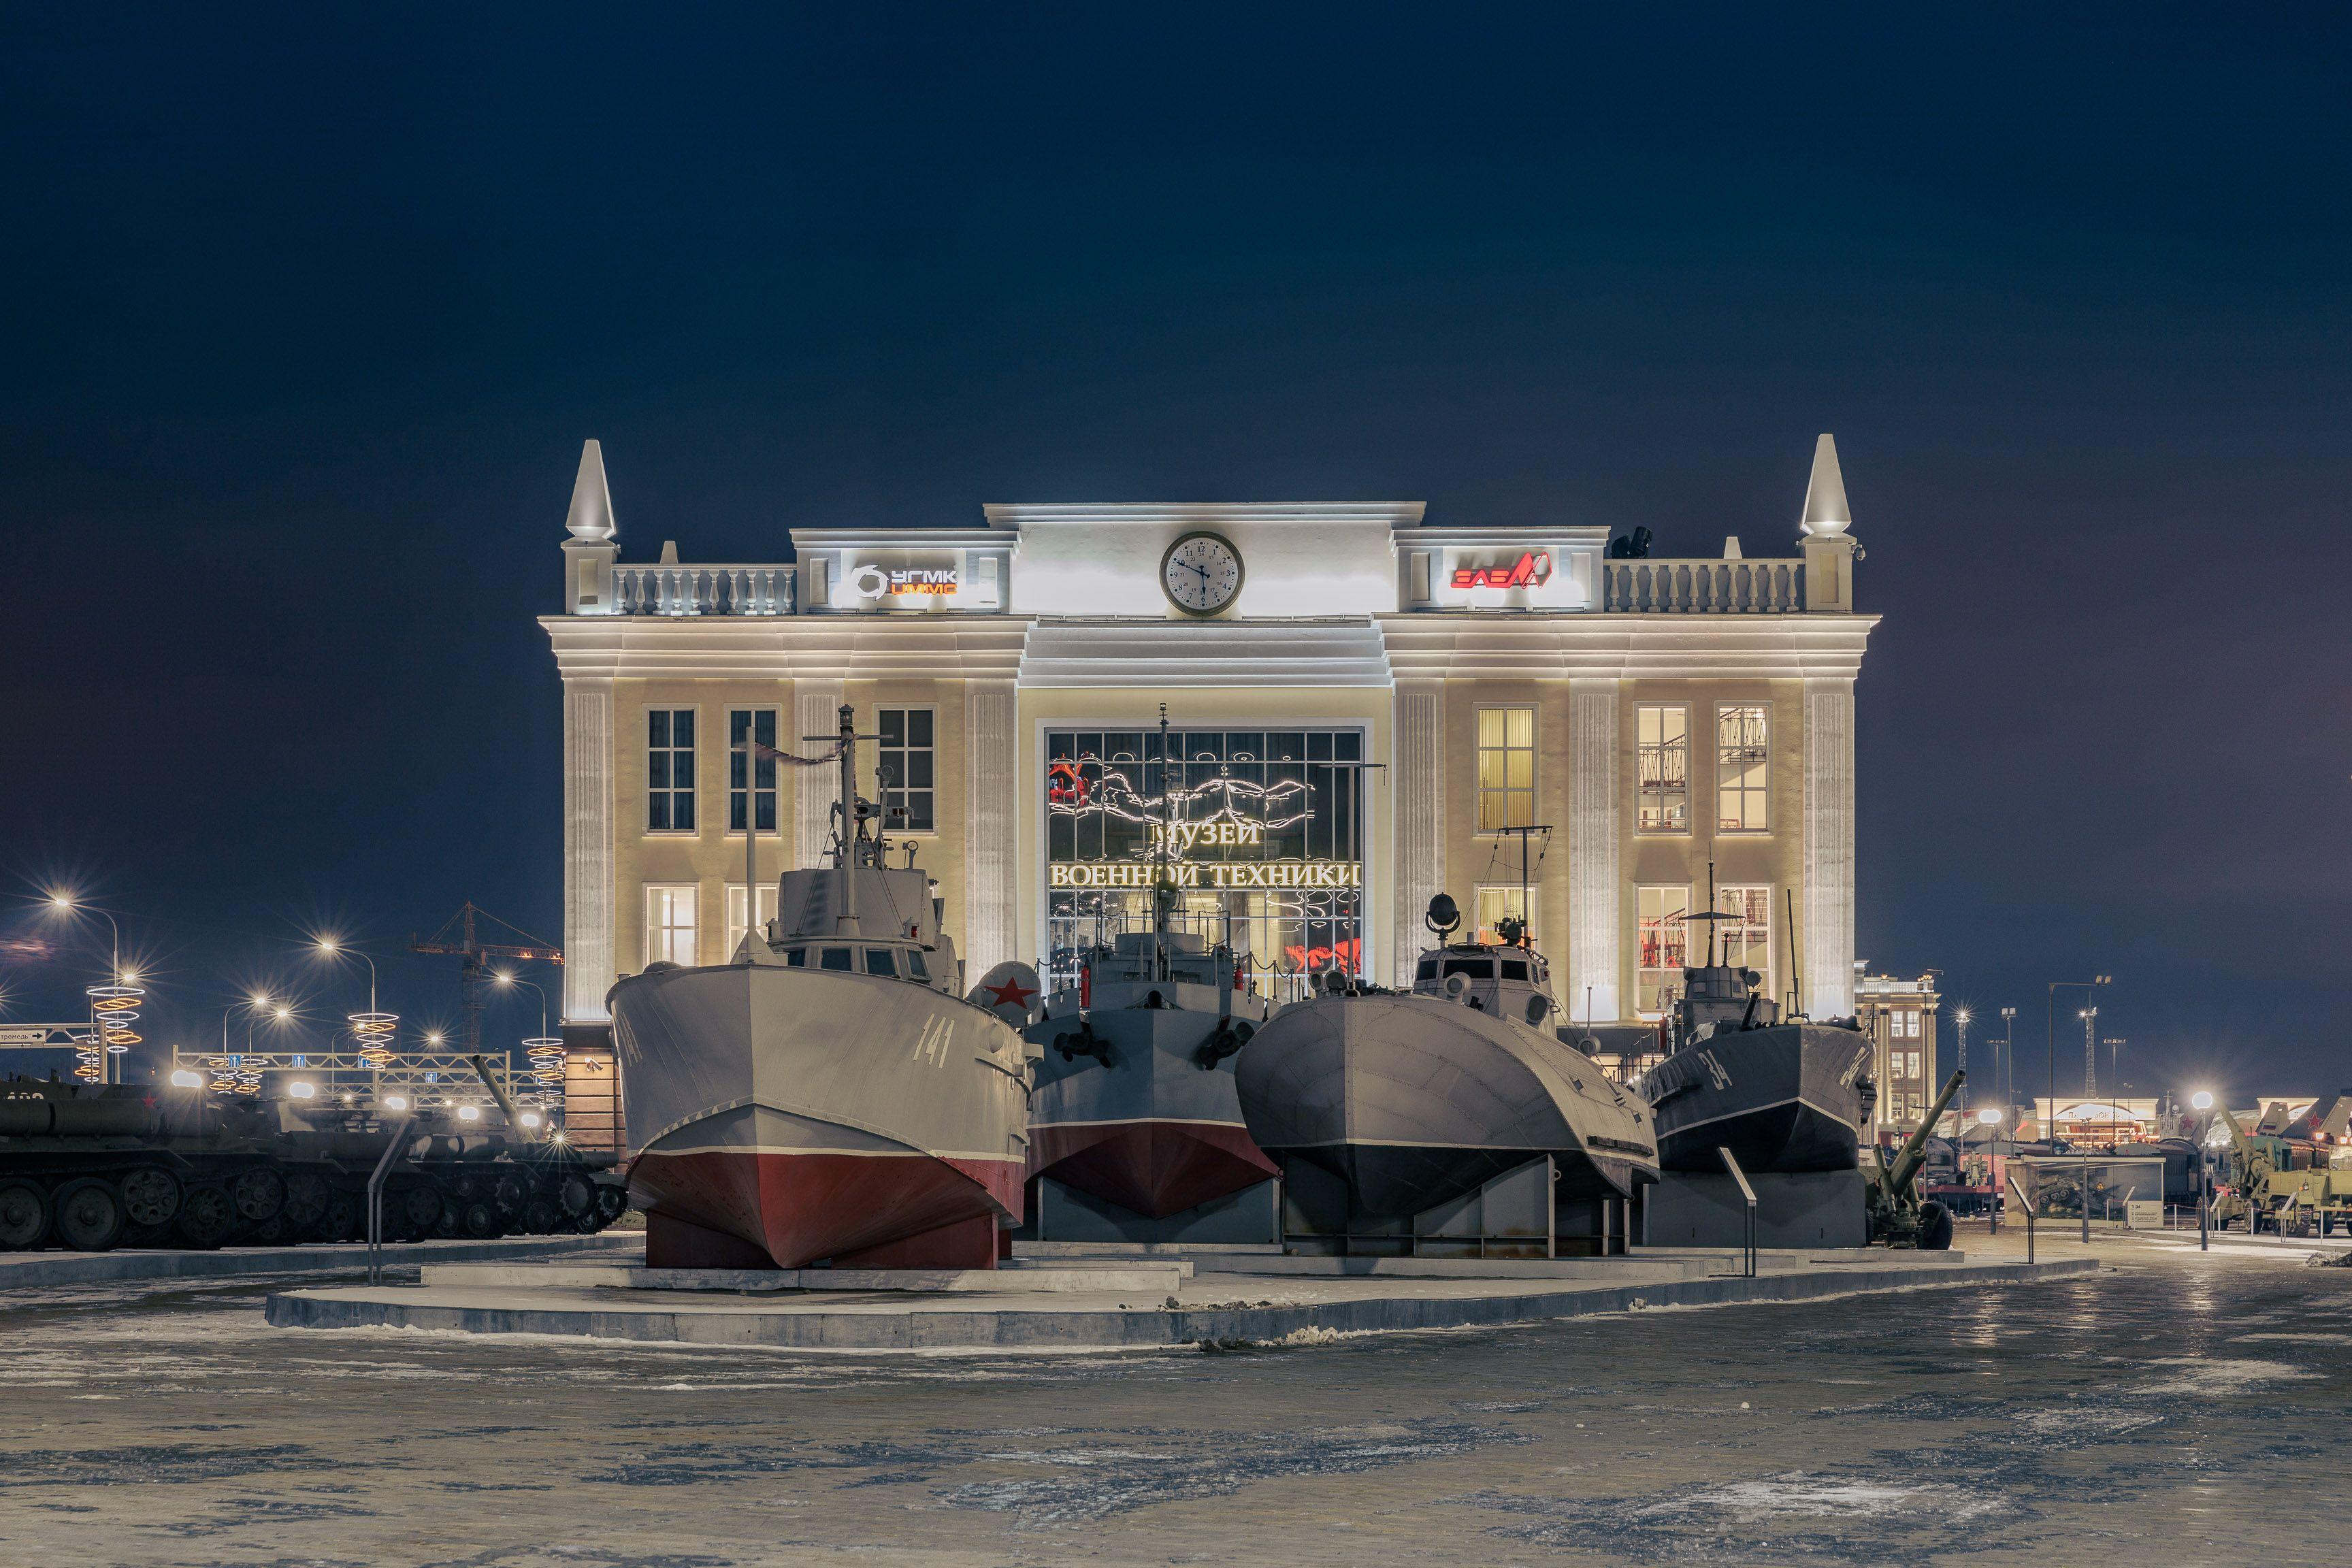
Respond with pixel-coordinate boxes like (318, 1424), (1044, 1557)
(4, 1229), (2347, 1565)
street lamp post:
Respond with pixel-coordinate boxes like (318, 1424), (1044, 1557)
(2046, 978), (2110, 1145)
(2191, 1090), (2215, 1251)
(50, 894), (130, 1083)
(1978, 1107), (2004, 1235)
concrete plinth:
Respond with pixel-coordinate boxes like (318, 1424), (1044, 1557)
(420, 1261), (1190, 1294)
(1643, 1169), (1870, 1250)
(266, 1252), (2097, 1352)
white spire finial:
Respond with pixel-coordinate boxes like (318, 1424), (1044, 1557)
(1799, 433), (1851, 537)
(565, 439), (615, 541)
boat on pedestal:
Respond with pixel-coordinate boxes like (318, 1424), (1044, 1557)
(610, 706), (1033, 1270)
(1235, 895), (1659, 1256)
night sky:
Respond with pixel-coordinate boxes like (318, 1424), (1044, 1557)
(4, 10), (2346, 1102)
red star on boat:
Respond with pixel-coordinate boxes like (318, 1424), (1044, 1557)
(983, 975), (1036, 1011)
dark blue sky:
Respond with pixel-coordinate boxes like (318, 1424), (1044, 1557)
(3, 8), (2346, 1100)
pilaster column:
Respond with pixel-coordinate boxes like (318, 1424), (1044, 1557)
(1567, 679), (1621, 1022)
(562, 676), (615, 1023)
(1391, 683), (1444, 985)
(794, 680), (845, 870)
(963, 682), (1018, 977)
(1803, 677), (1857, 1018)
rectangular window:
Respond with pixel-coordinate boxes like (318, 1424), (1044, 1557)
(643, 884), (698, 967)
(724, 883), (780, 959)
(1473, 885), (1533, 947)
(1635, 884), (1691, 1017)
(1636, 704), (1688, 834)
(1476, 705), (1536, 832)
(1716, 704), (1769, 832)
(728, 708), (778, 834)
(1713, 885), (1771, 996)
(877, 708), (936, 833)
(647, 709), (696, 832)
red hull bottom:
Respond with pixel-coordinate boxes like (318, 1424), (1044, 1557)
(632, 1147), (1022, 1269)
(1028, 1120), (1278, 1219)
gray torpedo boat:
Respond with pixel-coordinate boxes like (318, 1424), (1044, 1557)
(1235, 894), (1658, 1245)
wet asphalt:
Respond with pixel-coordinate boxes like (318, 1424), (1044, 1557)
(4, 1230), (2342, 1567)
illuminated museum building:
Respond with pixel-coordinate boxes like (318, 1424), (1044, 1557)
(543, 436), (1877, 1058)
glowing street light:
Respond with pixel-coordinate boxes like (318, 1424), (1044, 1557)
(169, 1070), (203, 1089)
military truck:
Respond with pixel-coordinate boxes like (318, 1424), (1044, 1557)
(2208, 1104), (2352, 1238)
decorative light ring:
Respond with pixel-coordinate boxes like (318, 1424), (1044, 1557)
(523, 1035), (566, 1085)
(349, 1010), (399, 1066)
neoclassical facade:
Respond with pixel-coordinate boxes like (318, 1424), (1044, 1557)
(544, 438), (1876, 1058)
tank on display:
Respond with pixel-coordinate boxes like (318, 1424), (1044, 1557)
(0, 1075), (623, 1254)
(1634, 948), (1874, 1175)
(1235, 896), (1658, 1255)
(612, 704), (1034, 1271)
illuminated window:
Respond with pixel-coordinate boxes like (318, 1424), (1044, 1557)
(728, 709), (777, 834)
(1713, 885), (1771, 994)
(1635, 885), (1690, 1017)
(1636, 705), (1688, 833)
(1474, 885), (1533, 947)
(647, 709), (696, 832)
(877, 708), (935, 833)
(1716, 704), (1769, 832)
(723, 883), (780, 958)
(1476, 706), (1536, 832)
(643, 885), (698, 966)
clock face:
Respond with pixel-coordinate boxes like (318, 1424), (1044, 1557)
(1161, 531), (1244, 616)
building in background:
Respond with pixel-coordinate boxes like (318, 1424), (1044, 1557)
(1855, 970), (1940, 1143)
(542, 437), (1880, 1148)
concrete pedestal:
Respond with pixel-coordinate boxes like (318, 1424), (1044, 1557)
(1642, 1169), (1869, 1250)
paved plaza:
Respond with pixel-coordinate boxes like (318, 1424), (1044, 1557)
(7, 1228), (2343, 1566)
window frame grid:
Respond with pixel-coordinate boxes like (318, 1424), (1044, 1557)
(645, 706), (700, 835)
(1472, 884), (1536, 949)
(1714, 702), (1771, 834)
(876, 705), (939, 836)
(642, 883), (700, 968)
(727, 706), (780, 836)
(723, 881), (781, 958)
(1473, 702), (1538, 836)
(1712, 883), (1773, 998)
(1635, 702), (1690, 835)
(1634, 883), (1693, 1020)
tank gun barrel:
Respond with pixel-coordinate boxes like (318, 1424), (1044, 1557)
(1882, 1068), (1965, 1198)
(467, 1053), (530, 1139)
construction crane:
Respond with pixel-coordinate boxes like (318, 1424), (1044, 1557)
(408, 904), (564, 1068)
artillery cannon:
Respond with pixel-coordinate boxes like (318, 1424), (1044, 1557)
(1863, 1068), (1964, 1250)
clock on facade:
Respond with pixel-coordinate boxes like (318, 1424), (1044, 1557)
(1160, 531), (1244, 617)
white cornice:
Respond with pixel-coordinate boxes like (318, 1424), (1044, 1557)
(540, 616), (1028, 681)
(982, 502), (1427, 529)
(1017, 617), (1393, 689)
(1378, 613), (1879, 681)
(543, 610), (1879, 684)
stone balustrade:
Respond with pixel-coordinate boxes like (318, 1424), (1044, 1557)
(610, 564), (795, 615)
(1601, 557), (1806, 613)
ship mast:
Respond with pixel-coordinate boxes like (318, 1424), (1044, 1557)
(807, 702), (883, 937)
